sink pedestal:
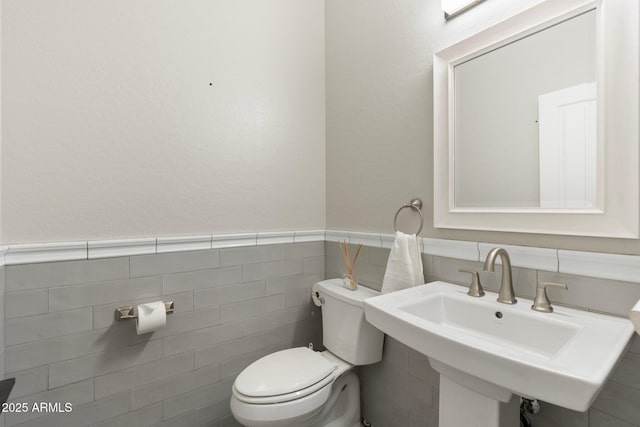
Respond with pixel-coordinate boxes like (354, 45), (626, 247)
(440, 377), (519, 427)
(432, 360), (519, 427)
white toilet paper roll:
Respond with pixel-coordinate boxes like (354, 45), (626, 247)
(136, 301), (167, 335)
(630, 299), (640, 335)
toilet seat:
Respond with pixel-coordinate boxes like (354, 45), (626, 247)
(233, 372), (334, 404)
(230, 347), (344, 426)
(230, 377), (334, 427)
(233, 347), (336, 404)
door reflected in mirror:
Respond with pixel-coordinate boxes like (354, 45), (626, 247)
(453, 10), (597, 209)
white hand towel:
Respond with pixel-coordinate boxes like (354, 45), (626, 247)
(381, 231), (424, 293)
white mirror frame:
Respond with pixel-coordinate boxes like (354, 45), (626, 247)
(434, 0), (639, 238)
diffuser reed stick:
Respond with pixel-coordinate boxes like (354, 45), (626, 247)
(339, 240), (362, 290)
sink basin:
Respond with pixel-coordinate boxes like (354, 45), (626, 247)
(364, 281), (634, 412)
(400, 290), (580, 359)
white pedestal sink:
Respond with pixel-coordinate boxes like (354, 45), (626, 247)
(363, 282), (634, 427)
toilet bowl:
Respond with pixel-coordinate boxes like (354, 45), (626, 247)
(230, 279), (384, 427)
(230, 348), (357, 427)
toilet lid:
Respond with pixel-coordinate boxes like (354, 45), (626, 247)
(234, 347), (336, 398)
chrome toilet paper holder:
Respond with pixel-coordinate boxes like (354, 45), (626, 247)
(116, 301), (174, 320)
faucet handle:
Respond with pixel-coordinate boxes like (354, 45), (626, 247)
(532, 282), (568, 313)
(459, 269), (485, 297)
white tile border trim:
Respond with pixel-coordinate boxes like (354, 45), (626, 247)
(211, 233), (257, 249)
(423, 238), (479, 261)
(325, 230), (349, 243)
(349, 232), (382, 248)
(2, 229), (639, 283)
(89, 238), (157, 259)
(157, 235), (212, 253)
(0, 246), (9, 267)
(294, 230), (325, 243)
(479, 243), (558, 272)
(5, 242), (88, 265)
(257, 231), (295, 246)
(559, 250), (640, 282)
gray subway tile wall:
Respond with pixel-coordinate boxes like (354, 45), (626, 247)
(194, 281), (265, 309)
(92, 403), (163, 427)
(163, 267), (243, 294)
(5, 290), (48, 319)
(130, 250), (221, 278)
(2, 240), (640, 426)
(48, 276), (163, 312)
(5, 308), (94, 346)
(5, 258), (130, 292)
(130, 363), (222, 410)
(94, 352), (194, 400)
(8, 366), (48, 400)
(590, 408), (637, 427)
(5, 325), (130, 373)
(49, 339), (164, 388)
(325, 242), (640, 427)
(2, 242), (324, 427)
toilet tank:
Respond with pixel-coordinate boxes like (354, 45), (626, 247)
(312, 279), (384, 365)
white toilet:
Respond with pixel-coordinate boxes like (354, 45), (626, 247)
(230, 278), (384, 427)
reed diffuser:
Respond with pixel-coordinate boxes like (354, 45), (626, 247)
(338, 240), (362, 291)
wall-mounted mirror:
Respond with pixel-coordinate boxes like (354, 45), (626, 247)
(455, 10), (597, 209)
(434, 0), (639, 238)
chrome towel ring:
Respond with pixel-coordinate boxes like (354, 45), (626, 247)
(393, 198), (424, 235)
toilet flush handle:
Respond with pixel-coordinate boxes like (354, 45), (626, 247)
(314, 291), (325, 304)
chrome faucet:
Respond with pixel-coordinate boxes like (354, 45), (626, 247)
(483, 248), (517, 304)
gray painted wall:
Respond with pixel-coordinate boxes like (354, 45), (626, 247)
(325, 242), (640, 427)
(325, 0), (640, 255)
(2, 242), (323, 426)
(2, 0), (325, 243)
